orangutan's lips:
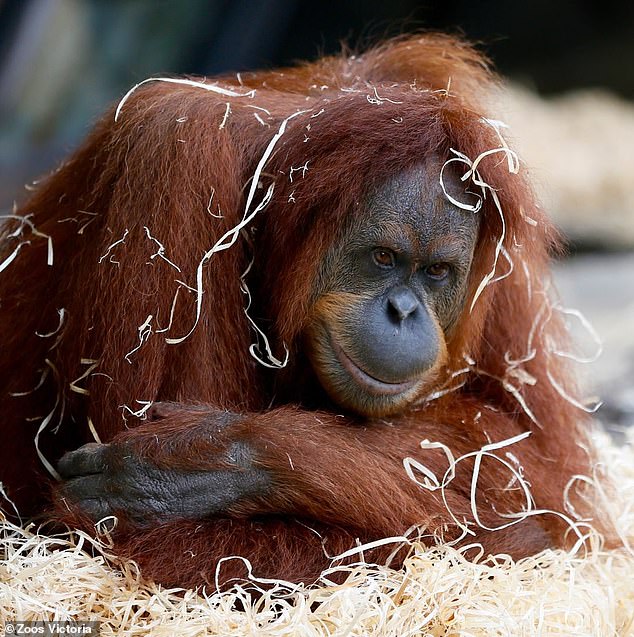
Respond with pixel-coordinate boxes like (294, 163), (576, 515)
(330, 336), (417, 396)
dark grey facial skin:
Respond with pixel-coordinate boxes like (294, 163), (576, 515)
(307, 159), (481, 416)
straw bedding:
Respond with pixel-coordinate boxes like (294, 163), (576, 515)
(1, 430), (632, 636)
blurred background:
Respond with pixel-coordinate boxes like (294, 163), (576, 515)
(0, 0), (632, 431)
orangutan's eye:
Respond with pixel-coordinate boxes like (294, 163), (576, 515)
(424, 263), (451, 280)
(372, 248), (396, 269)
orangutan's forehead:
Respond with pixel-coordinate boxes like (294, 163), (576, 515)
(355, 164), (480, 253)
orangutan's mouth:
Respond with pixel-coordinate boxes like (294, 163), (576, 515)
(330, 335), (418, 397)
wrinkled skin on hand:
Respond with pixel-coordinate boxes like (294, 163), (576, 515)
(58, 405), (270, 525)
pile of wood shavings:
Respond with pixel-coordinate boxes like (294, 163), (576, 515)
(2, 430), (633, 636)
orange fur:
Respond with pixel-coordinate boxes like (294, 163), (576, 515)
(0, 34), (601, 589)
